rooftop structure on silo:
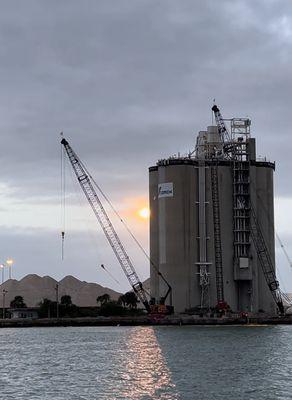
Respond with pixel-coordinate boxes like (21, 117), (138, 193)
(149, 104), (284, 315)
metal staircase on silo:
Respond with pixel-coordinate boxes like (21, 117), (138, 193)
(231, 120), (253, 312)
(212, 105), (285, 314)
(232, 135), (251, 265)
(231, 119), (285, 314)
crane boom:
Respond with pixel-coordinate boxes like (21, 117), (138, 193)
(61, 138), (150, 312)
(211, 103), (285, 314)
(212, 104), (231, 143)
(210, 165), (224, 304)
(250, 205), (284, 314)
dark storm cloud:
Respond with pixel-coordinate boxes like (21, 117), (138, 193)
(0, 0), (291, 284)
(0, 0), (291, 197)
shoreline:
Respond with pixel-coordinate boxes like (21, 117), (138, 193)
(1, 315), (292, 328)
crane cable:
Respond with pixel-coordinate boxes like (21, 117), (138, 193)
(60, 138), (66, 260)
(100, 264), (120, 285)
(275, 232), (292, 268)
(249, 179), (292, 297)
(250, 179), (292, 268)
(59, 136), (171, 300)
(66, 159), (122, 287)
(78, 158), (168, 286)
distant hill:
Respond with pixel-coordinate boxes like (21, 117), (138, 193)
(0, 274), (122, 307)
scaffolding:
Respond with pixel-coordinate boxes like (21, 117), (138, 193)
(194, 105), (285, 314)
(196, 161), (211, 309)
(231, 119), (251, 263)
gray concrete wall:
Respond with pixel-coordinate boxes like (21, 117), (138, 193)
(149, 164), (199, 311)
(149, 159), (276, 314)
(254, 165), (276, 314)
(149, 168), (159, 301)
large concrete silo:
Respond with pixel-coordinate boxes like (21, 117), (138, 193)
(149, 112), (277, 314)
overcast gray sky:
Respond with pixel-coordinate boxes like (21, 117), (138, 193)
(0, 0), (292, 293)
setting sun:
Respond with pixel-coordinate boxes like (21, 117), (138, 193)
(138, 207), (150, 219)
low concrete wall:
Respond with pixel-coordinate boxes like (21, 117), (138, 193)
(0, 314), (291, 328)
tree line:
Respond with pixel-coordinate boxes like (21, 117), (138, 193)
(7, 290), (142, 318)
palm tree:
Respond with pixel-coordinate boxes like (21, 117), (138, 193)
(123, 292), (138, 309)
(96, 293), (110, 306)
(10, 296), (27, 308)
(60, 295), (72, 307)
(118, 294), (127, 307)
(38, 298), (53, 318)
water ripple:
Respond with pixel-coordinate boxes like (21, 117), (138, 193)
(0, 325), (292, 399)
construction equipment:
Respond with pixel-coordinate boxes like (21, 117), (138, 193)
(100, 264), (120, 285)
(276, 234), (292, 269)
(61, 137), (172, 315)
(210, 165), (224, 305)
(210, 105), (231, 311)
(250, 206), (285, 314)
(212, 104), (232, 144)
(212, 103), (285, 314)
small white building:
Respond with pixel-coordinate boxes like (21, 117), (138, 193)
(9, 308), (39, 319)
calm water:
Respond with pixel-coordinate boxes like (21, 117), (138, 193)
(0, 325), (292, 399)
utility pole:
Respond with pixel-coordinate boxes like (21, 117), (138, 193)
(2, 289), (8, 319)
(55, 284), (59, 319)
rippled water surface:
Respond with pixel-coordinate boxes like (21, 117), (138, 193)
(1, 325), (292, 399)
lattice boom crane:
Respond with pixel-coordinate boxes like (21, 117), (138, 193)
(61, 137), (151, 313)
(212, 104), (231, 143)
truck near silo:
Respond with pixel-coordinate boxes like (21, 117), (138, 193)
(149, 105), (284, 315)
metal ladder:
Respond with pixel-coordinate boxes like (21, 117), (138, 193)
(232, 148), (251, 262)
(211, 165), (224, 303)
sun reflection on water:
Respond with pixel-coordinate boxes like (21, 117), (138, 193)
(118, 327), (179, 399)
